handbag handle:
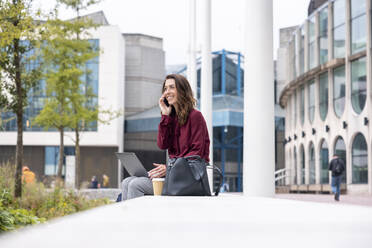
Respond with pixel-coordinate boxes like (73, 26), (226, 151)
(168, 155), (223, 196)
(210, 164), (223, 196)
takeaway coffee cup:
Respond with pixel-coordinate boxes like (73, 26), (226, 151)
(152, 178), (165, 196)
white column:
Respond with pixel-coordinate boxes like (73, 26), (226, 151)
(187, 0), (197, 96)
(200, 0), (213, 167)
(243, 0), (275, 197)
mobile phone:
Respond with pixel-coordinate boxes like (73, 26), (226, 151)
(163, 97), (169, 107)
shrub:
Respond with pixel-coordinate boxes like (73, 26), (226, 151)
(0, 162), (110, 231)
(0, 188), (45, 233)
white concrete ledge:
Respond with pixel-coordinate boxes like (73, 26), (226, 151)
(79, 188), (121, 201)
(1, 195), (372, 248)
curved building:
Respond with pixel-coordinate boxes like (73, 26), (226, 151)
(279, 0), (372, 195)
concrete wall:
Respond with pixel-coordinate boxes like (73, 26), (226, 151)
(123, 34), (165, 116)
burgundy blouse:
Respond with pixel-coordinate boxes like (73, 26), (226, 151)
(157, 109), (210, 162)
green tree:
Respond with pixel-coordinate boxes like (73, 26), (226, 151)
(34, 14), (82, 178)
(0, 0), (43, 197)
(36, 0), (121, 187)
(57, 0), (102, 187)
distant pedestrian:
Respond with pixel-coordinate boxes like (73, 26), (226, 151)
(90, 176), (99, 189)
(102, 174), (110, 188)
(328, 154), (345, 201)
(22, 166), (36, 184)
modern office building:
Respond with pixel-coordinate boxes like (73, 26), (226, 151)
(0, 12), (166, 188)
(279, 0), (372, 194)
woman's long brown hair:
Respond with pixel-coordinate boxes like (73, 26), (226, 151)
(162, 74), (196, 126)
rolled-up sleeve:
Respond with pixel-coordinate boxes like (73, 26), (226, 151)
(157, 115), (173, 150)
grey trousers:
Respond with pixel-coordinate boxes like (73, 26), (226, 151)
(121, 176), (153, 201)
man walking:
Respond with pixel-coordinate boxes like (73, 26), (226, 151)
(328, 154), (345, 201)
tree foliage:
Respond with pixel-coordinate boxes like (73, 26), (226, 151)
(0, 0), (43, 198)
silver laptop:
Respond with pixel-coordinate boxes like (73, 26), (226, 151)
(115, 152), (148, 177)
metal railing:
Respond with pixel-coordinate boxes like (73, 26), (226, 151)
(275, 168), (292, 186)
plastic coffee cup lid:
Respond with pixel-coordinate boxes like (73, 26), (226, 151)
(152, 178), (165, 181)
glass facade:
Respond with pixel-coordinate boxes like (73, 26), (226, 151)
(284, 0), (372, 190)
(320, 140), (329, 184)
(213, 125), (243, 192)
(300, 145), (305, 184)
(319, 72), (328, 121)
(351, 56), (366, 114)
(333, 65), (345, 118)
(300, 86), (305, 125)
(1, 39), (100, 132)
(300, 26), (305, 74)
(294, 147), (297, 185)
(351, 0), (366, 54)
(308, 79), (315, 123)
(334, 136), (347, 183)
(293, 92), (297, 128)
(309, 142), (315, 184)
(319, 7), (328, 64)
(333, 0), (345, 58)
(352, 133), (368, 184)
(44, 146), (75, 176)
(290, 39), (297, 80)
(309, 16), (317, 69)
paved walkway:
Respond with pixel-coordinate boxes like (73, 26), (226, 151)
(275, 193), (372, 207)
(1, 195), (372, 248)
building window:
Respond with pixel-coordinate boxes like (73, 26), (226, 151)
(308, 79), (315, 123)
(351, 0), (366, 54)
(309, 16), (316, 69)
(309, 142), (315, 184)
(333, 65), (345, 118)
(44, 146), (75, 176)
(290, 38), (296, 80)
(319, 7), (328, 64)
(287, 98), (291, 131)
(351, 56), (366, 114)
(300, 86), (305, 125)
(333, 0), (345, 58)
(293, 92), (297, 128)
(300, 145), (305, 184)
(293, 147), (297, 185)
(320, 139), (329, 184)
(334, 136), (347, 183)
(300, 26), (305, 74)
(319, 72), (328, 121)
(352, 133), (368, 184)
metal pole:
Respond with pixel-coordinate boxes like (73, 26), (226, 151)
(243, 0), (275, 197)
(221, 49), (226, 95)
(237, 127), (242, 192)
(221, 127), (226, 185)
(237, 52), (241, 96)
(187, 0), (197, 96)
(201, 0), (213, 166)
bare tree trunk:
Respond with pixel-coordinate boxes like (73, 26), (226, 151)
(75, 128), (80, 188)
(14, 37), (23, 198)
(57, 127), (64, 178)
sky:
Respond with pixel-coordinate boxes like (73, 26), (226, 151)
(32, 0), (311, 65)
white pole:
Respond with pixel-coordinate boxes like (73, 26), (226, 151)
(187, 0), (197, 96)
(243, 0), (275, 197)
(200, 0), (213, 188)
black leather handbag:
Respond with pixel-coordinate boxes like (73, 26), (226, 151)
(162, 155), (222, 196)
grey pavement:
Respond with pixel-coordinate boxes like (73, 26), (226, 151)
(275, 193), (372, 207)
(1, 194), (372, 248)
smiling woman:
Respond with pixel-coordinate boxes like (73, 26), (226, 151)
(120, 74), (211, 200)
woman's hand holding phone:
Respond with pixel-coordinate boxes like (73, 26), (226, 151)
(159, 93), (171, 115)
